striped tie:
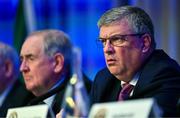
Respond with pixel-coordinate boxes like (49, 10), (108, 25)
(118, 83), (134, 101)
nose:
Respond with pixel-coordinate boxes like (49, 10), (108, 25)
(20, 60), (29, 72)
(104, 40), (114, 54)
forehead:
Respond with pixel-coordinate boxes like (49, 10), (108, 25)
(99, 19), (133, 37)
(20, 35), (44, 56)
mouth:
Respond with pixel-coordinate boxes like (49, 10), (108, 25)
(23, 75), (32, 82)
(106, 59), (116, 65)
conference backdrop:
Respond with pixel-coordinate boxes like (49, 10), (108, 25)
(0, 0), (179, 80)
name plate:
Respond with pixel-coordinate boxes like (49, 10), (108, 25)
(89, 98), (162, 118)
(6, 104), (54, 118)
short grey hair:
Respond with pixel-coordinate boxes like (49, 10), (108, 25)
(29, 29), (72, 71)
(98, 6), (156, 49)
(0, 42), (20, 79)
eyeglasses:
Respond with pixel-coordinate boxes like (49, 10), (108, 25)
(96, 33), (145, 48)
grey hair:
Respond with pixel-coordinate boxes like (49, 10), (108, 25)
(98, 6), (156, 49)
(29, 29), (72, 70)
(0, 42), (20, 79)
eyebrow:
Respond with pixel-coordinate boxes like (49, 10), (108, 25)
(99, 34), (124, 38)
(99, 33), (145, 39)
(20, 54), (35, 60)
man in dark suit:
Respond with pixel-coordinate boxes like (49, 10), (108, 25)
(0, 42), (34, 117)
(91, 6), (180, 117)
(20, 29), (92, 116)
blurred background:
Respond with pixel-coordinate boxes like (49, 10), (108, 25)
(0, 0), (180, 80)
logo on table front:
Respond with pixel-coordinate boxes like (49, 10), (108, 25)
(94, 108), (106, 118)
(8, 111), (18, 118)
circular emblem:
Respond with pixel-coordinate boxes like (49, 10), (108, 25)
(94, 108), (106, 118)
(8, 111), (18, 118)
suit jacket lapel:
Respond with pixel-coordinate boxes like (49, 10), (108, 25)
(51, 88), (66, 114)
(101, 74), (121, 102)
(131, 50), (166, 98)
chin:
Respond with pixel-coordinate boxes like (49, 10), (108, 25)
(108, 66), (117, 72)
(26, 85), (34, 92)
(108, 67), (125, 76)
(108, 69), (119, 75)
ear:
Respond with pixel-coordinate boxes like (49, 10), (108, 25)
(4, 60), (13, 78)
(53, 53), (64, 73)
(141, 34), (152, 53)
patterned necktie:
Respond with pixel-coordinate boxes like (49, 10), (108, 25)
(118, 83), (134, 101)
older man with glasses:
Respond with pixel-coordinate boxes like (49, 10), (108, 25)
(91, 6), (180, 117)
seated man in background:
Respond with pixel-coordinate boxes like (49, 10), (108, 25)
(20, 29), (92, 115)
(91, 6), (180, 117)
(0, 42), (35, 117)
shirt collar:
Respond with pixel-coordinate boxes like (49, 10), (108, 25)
(121, 71), (140, 87)
(43, 95), (55, 107)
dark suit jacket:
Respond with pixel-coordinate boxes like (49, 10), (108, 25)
(90, 49), (180, 117)
(29, 73), (92, 115)
(0, 79), (35, 117)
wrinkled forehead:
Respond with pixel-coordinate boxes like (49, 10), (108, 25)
(20, 35), (44, 56)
